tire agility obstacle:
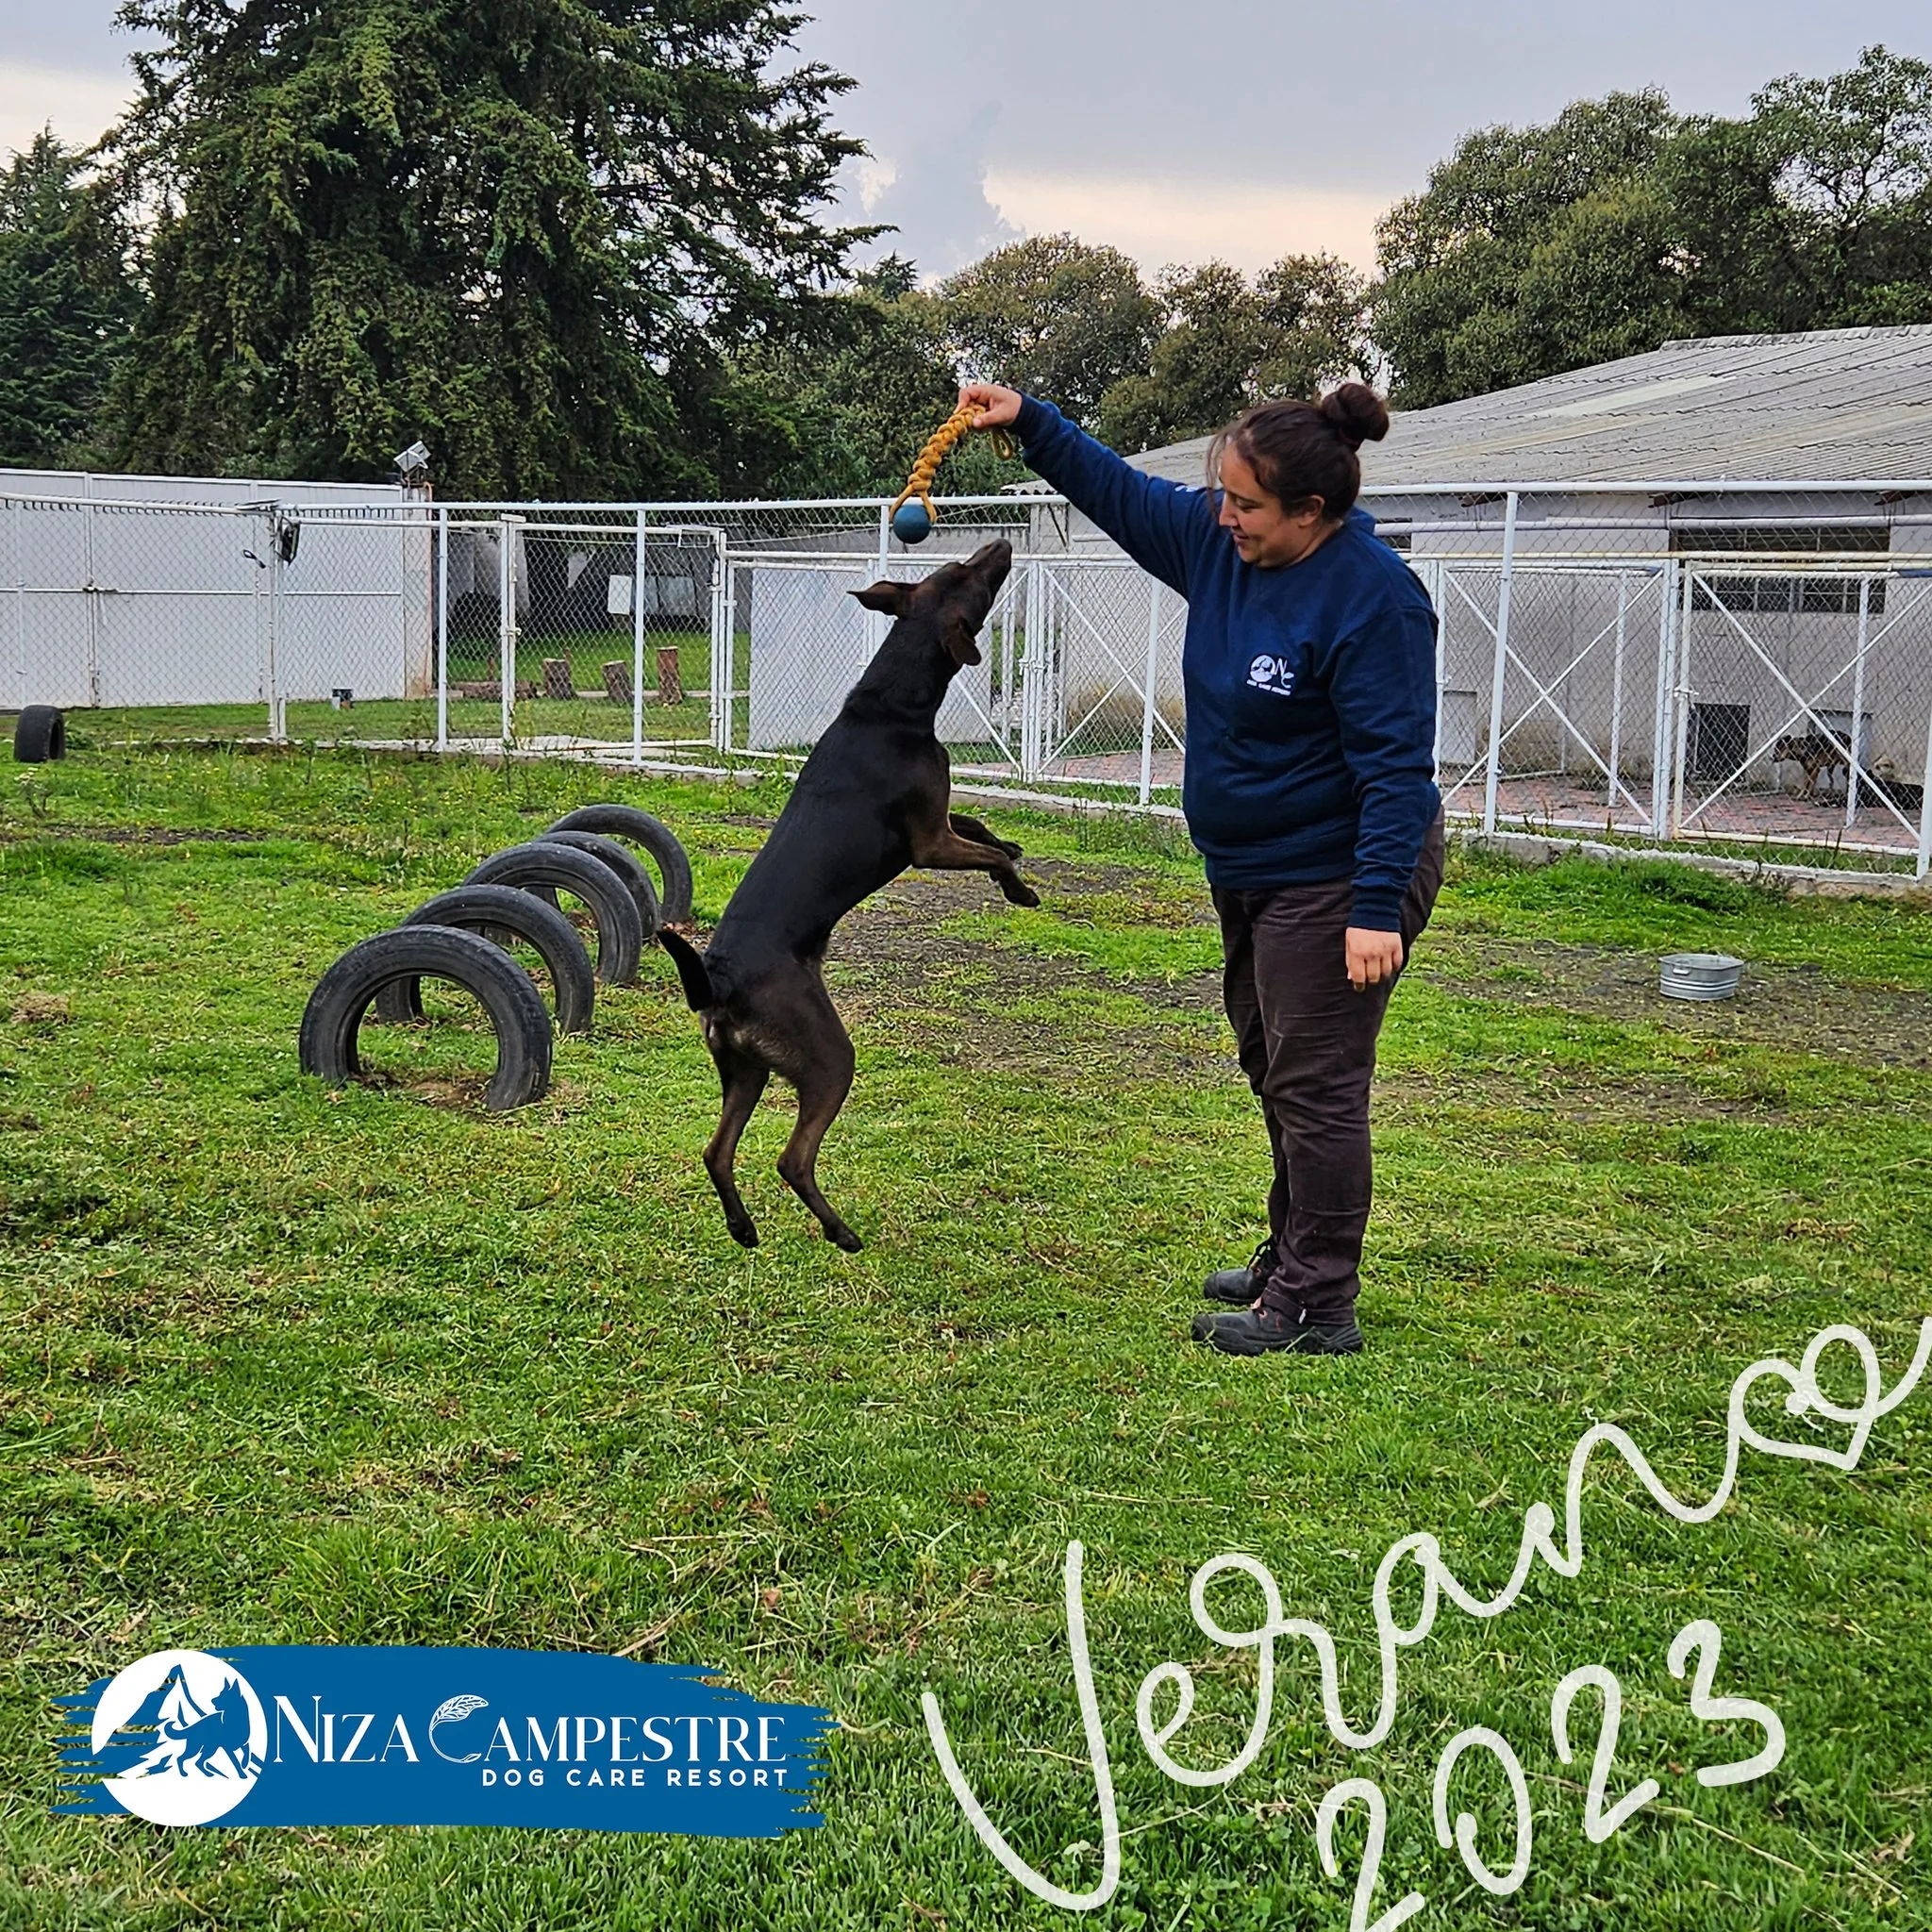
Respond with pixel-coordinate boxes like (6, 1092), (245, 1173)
(371, 883), (597, 1036)
(299, 925), (555, 1112)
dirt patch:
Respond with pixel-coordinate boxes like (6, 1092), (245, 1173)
(1416, 937), (1932, 1068)
(700, 857), (1929, 1081)
(55, 825), (275, 846)
(828, 863), (1224, 1080)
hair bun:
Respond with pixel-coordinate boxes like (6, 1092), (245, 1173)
(1318, 383), (1390, 451)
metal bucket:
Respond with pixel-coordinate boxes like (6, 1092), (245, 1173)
(1659, 952), (1744, 1001)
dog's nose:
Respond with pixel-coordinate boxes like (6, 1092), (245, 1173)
(968, 539), (1014, 578)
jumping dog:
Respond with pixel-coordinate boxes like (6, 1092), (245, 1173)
(659, 541), (1036, 1253)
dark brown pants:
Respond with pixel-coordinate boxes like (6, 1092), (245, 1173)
(1212, 813), (1445, 1320)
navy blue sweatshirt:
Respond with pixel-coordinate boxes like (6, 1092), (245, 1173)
(1015, 397), (1440, 930)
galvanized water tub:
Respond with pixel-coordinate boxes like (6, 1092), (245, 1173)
(1658, 952), (1745, 1001)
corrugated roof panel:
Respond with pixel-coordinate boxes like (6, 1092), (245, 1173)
(1125, 325), (1932, 486)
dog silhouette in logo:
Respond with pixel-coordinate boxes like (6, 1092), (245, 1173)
(154, 1667), (258, 1778)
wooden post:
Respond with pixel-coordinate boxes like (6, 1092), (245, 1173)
(602, 660), (633, 705)
(657, 644), (683, 708)
(541, 657), (574, 700)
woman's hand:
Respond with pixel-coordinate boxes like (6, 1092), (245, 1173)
(1344, 926), (1405, 991)
(958, 382), (1024, 430)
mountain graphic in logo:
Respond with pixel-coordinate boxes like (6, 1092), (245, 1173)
(87, 1649), (266, 1824)
(1246, 653), (1297, 697)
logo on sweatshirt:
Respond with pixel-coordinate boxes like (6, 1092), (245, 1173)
(1246, 653), (1297, 697)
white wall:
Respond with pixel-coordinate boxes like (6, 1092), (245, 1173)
(0, 469), (427, 710)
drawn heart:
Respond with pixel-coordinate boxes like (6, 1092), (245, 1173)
(1733, 1326), (1882, 1474)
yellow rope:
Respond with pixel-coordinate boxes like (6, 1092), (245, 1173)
(890, 403), (1014, 526)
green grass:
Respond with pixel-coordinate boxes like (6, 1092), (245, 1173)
(60, 627), (724, 750)
(3, 746), (1931, 1930)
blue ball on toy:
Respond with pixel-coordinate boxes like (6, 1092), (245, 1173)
(891, 500), (934, 544)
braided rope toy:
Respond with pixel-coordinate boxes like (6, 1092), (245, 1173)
(889, 403), (1013, 543)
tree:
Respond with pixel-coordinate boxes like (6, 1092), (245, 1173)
(1371, 92), (1683, 408)
(938, 234), (1158, 428)
(701, 266), (1024, 498)
(1666, 44), (1932, 336)
(97, 0), (874, 495)
(0, 131), (140, 470)
(1369, 49), (1932, 408)
(1095, 254), (1371, 452)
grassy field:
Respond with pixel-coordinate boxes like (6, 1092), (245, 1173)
(2, 744), (1930, 1930)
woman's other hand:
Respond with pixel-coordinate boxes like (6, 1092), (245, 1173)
(958, 382), (1024, 430)
(1344, 926), (1405, 991)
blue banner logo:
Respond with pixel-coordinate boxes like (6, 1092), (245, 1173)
(56, 1647), (832, 1835)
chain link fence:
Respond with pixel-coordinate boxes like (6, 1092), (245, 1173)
(7, 478), (1931, 874)
(1382, 485), (1932, 873)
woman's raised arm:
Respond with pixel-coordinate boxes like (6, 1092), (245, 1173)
(959, 383), (1214, 596)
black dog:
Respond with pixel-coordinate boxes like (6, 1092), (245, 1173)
(659, 540), (1037, 1253)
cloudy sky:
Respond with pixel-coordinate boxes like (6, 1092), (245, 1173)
(3, 1), (1926, 279)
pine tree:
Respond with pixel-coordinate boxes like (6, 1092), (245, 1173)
(99, 0), (874, 494)
(0, 131), (140, 471)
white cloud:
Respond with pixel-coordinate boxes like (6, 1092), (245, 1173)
(982, 169), (1388, 278)
(0, 60), (136, 159)
(855, 158), (897, 215)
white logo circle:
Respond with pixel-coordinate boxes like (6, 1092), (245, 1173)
(92, 1649), (266, 1825)
(1250, 654), (1276, 684)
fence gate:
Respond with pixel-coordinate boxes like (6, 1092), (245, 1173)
(434, 513), (725, 758)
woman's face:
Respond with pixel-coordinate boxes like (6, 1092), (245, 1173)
(1217, 446), (1335, 568)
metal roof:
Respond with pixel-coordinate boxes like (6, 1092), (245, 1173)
(1126, 325), (1932, 490)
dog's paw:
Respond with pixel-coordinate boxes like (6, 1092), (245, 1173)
(829, 1226), (865, 1254)
(729, 1219), (760, 1249)
(996, 838), (1024, 859)
(1006, 882), (1041, 908)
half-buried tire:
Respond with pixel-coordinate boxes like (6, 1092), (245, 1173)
(548, 805), (692, 925)
(537, 829), (660, 934)
(14, 706), (65, 763)
(300, 925), (553, 1112)
(464, 840), (644, 986)
(371, 884), (596, 1036)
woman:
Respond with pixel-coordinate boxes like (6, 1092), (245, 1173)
(959, 379), (1443, 1357)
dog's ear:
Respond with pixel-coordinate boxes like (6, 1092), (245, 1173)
(850, 579), (913, 617)
(941, 617), (983, 667)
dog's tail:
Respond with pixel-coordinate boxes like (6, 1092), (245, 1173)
(657, 927), (715, 1010)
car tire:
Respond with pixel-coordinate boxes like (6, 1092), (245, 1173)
(463, 841), (644, 985)
(548, 805), (693, 925)
(371, 883), (596, 1036)
(299, 924), (553, 1112)
(14, 706), (65, 763)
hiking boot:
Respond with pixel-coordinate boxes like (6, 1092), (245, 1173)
(1201, 1238), (1276, 1305)
(1189, 1306), (1365, 1357)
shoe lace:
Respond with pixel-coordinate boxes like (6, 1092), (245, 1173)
(1248, 1237), (1276, 1280)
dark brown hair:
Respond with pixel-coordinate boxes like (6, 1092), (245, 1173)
(1207, 382), (1391, 521)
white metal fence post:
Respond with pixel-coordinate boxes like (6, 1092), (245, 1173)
(498, 513), (522, 746)
(1020, 560), (1043, 780)
(1607, 571), (1630, 824)
(1650, 558), (1676, 839)
(10, 497), (25, 709)
(1480, 491), (1521, 834)
(1428, 558), (1446, 776)
(84, 492), (101, 708)
(1671, 563), (1695, 838)
(710, 531), (730, 755)
(1917, 691), (1932, 879)
(1845, 574), (1871, 829)
(265, 507), (286, 742)
(435, 506), (450, 752)
(632, 509), (646, 765)
(1137, 580), (1162, 806)
(869, 502), (891, 660)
